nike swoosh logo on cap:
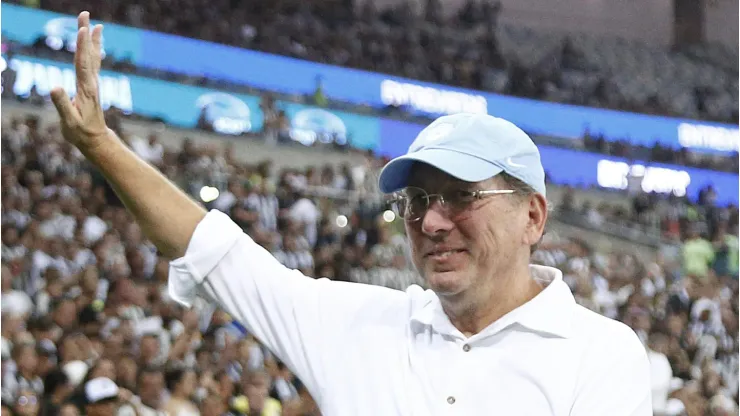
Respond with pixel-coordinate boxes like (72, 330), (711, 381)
(506, 157), (527, 168)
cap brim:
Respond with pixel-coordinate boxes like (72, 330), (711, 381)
(378, 148), (503, 193)
(88, 396), (118, 405)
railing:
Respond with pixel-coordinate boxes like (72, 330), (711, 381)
(555, 210), (666, 248)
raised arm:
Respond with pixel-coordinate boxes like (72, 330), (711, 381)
(50, 12), (205, 259)
(49, 12), (412, 405)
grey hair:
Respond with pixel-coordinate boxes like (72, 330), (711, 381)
(497, 172), (553, 212)
(497, 172), (549, 254)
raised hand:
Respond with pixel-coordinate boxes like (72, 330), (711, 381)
(50, 11), (111, 152)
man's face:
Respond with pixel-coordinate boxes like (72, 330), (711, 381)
(36, 202), (53, 220)
(59, 403), (80, 416)
(1, 266), (12, 292)
(17, 346), (38, 373)
(13, 391), (39, 416)
(139, 335), (160, 363)
(244, 374), (269, 410)
(80, 268), (99, 293)
(86, 401), (116, 416)
(48, 239), (65, 257)
(92, 359), (117, 381)
(53, 300), (77, 329)
(139, 372), (164, 408)
(2, 228), (19, 246)
(200, 394), (225, 416)
(218, 373), (235, 398)
(37, 354), (56, 376)
(116, 357), (138, 388)
(667, 315), (685, 337)
(404, 165), (541, 298)
(179, 371), (197, 397)
(103, 333), (124, 358)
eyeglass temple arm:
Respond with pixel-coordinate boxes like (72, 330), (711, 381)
(474, 189), (516, 198)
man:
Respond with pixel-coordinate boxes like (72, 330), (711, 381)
(241, 370), (282, 416)
(82, 377), (120, 416)
(136, 366), (166, 412)
(40, 369), (74, 416)
(2, 343), (43, 405)
(83, 377), (143, 416)
(51, 12), (651, 415)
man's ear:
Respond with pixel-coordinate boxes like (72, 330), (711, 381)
(524, 193), (548, 247)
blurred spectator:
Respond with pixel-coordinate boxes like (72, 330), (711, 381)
(163, 368), (199, 415)
(130, 133), (165, 166)
(40, 369), (74, 415)
(312, 77), (328, 108)
(241, 370), (281, 416)
(683, 226), (716, 279)
(287, 190), (321, 248)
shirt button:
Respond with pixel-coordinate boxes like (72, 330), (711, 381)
(462, 344), (471, 352)
(447, 396), (456, 404)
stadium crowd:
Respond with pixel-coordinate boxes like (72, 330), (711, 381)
(1, 108), (738, 416)
(579, 132), (738, 174)
(8, 0), (736, 123)
(2, 36), (736, 173)
(0, 0), (737, 415)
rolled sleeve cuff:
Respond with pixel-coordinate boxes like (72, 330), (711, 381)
(168, 210), (243, 307)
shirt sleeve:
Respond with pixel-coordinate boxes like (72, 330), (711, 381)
(167, 210), (406, 404)
(569, 325), (652, 416)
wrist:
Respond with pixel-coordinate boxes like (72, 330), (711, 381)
(79, 128), (124, 162)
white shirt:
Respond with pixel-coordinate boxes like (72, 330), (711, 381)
(647, 349), (673, 414)
(212, 191), (237, 213)
(1, 290), (33, 317)
(168, 211), (651, 416)
(288, 198), (320, 247)
(246, 193), (279, 232)
(82, 216), (108, 245)
(39, 214), (76, 241)
(131, 137), (164, 164)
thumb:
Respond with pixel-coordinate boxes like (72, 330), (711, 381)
(50, 87), (79, 125)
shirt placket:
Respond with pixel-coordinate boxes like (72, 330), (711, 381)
(439, 338), (476, 415)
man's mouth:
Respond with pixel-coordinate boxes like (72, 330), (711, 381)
(425, 248), (467, 259)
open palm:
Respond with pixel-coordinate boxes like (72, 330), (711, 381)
(50, 11), (111, 153)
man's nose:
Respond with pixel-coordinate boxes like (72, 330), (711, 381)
(420, 200), (454, 236)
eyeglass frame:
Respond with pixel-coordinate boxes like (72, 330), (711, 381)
(16, 395), (38, 406)
(388, 186), (517, 222)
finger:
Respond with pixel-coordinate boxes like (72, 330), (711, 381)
(76, 11), (93, 85)
(76, 11), (91, 77)
(75, 26), (90, 83)
(78, 11), (90, 31)
(75, 26), (98, 105)
(50, 87), (80, 126)
(91, 24), (103, 73)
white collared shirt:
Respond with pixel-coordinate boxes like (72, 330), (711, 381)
(169, 210), (651, 416)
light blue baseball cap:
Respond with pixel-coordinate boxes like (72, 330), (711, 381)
(378, 113), (546, 196)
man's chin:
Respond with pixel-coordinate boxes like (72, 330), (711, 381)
(425, 270), (469, 296)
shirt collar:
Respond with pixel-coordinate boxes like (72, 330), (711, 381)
(410, 265), (576, 339)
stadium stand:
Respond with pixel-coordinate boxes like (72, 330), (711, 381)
(2, 37), (737, 174)
(2, 100), (738, 416)
(16, 0), (740, 123)
(0, 0), (737, 415)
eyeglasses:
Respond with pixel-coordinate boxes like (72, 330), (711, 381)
(17, 395), (38, 406)
(389, 186), (516, 222)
